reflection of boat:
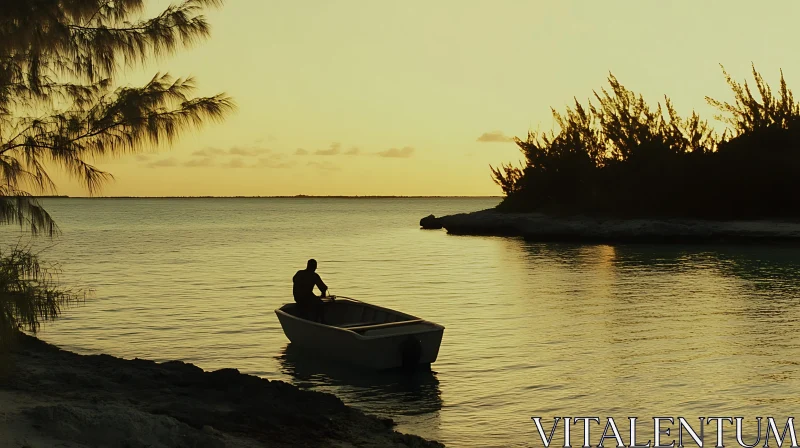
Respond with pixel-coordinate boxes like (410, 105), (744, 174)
(275, 296), (445, 370)
(276, 343), (443, 417)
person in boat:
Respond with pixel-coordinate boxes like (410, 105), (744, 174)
(293, 259), (329, 322)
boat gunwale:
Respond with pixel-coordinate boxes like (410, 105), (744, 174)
(274, 298), (445, 340)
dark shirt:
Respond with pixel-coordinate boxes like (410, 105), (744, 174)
(293, 269), (327, 300)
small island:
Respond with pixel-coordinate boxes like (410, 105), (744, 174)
(420, 210), (800, 243)
(424, 67), (800, 243)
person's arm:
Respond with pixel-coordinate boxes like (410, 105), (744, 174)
(315, 274), (328, 297)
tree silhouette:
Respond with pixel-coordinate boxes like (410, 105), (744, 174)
(491, 65), (800, 219)
(0, 0), (235, 348)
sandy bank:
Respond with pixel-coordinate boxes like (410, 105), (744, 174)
(420, 209), (800, 243)
(0, 334), (444, 448)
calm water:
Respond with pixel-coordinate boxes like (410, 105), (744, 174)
(9, 198), (800, 447)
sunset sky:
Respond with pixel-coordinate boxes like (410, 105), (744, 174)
(55, 0), (800, 196)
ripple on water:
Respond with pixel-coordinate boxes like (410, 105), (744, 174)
(10, 198), (800, 447)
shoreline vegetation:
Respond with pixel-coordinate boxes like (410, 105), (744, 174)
(34, 194), (503, 199)
(0, 333), (443, 448)
(420, 66), (800, 242)
(490, 65), (800, 221)
(36, 195), (501, 199)
(420, 209), (800, 243)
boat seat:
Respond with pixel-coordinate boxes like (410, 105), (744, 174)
(338, 321), (383, 328)
(345, 319), (424, 332)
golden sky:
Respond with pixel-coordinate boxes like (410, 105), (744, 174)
(54, 0), (800, 197)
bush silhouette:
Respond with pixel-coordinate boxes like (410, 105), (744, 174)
(492, 65), (800, 219)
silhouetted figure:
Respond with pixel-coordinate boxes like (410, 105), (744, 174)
(293, 259), (328, 322)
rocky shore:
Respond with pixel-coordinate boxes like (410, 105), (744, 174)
(0, 333), (444, 448)
(420, 209), (800, 243)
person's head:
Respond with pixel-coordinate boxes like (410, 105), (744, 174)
(306, 259), (317, 271)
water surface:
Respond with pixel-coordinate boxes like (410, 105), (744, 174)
(10, 198), (800, 447)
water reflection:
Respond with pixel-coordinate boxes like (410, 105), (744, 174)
(513, 241), (800, 418)
(608, 243), (800, 288)
(275, 343), (443, 418)
(27, 198), (800, 446)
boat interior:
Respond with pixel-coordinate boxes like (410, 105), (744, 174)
(281, 298), (427, 333)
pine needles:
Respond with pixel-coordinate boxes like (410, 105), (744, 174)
(0, 0), (234, 349)
(0, 246), (85, 350)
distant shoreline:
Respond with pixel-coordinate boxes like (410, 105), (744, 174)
(37, 195), (502, 199)
(421, 209), (800, 243)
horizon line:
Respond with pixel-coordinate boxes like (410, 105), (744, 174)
(34, 195), (503, 199)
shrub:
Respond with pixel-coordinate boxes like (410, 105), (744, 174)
(492, 65), (800, 219)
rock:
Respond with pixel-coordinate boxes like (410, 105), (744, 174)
(3, 335), (445, 448)
(419, 214), (442, 229)
(27, 403), (225, 448)
(160, 360), (203, 374)
(202, 424), (223, 436)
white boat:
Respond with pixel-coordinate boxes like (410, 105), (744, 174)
(275, 296), (445, 370)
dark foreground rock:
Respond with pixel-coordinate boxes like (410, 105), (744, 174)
(0, 334), (444, 448)
(422, 209), (800, 243)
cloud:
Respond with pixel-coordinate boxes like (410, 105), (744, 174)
(477, 131), (513, 142)
(315, 142), (341, 156)
(377, 146), (415, 158)
(308, 161), (340, 171)
(184, 157), (215, 167)
(224, 158), (246, 168)
(183, 143), (271, 167)
(192, 147), (227, 157)
(192, 145), (269, 158)
(229, 146), (269, 157)
(255, 156), (295, 169)
(303, 143), (361, 156)
(147, 157), (179, 168)
(135, 154), (152, 162)
(145, 146), (301, 169)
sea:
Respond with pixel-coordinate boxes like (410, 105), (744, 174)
(9, 197), (800, 447)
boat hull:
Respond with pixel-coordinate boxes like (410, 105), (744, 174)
(275, 299), (444, 370)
